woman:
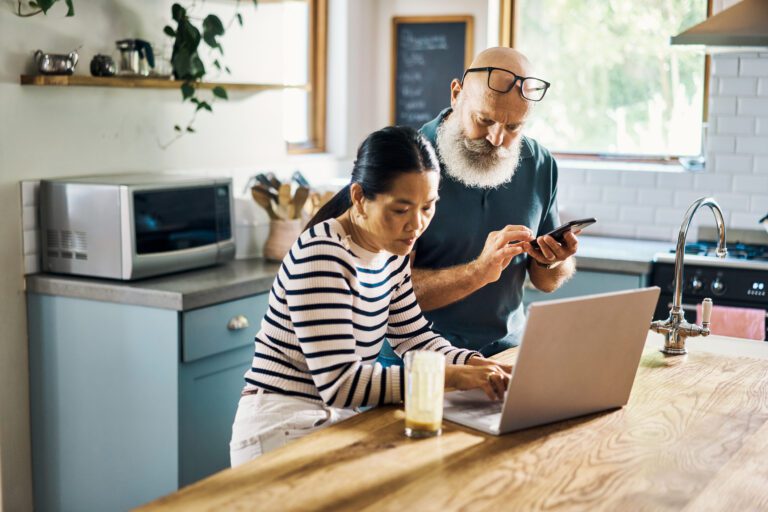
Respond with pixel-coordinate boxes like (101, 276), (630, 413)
(230, 126), (512, 466)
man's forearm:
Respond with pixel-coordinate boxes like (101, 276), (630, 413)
(528, 256), (576, 293)
(411, 262), (485, 311)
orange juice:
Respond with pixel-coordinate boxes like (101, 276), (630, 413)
(404, 351), (445, 438)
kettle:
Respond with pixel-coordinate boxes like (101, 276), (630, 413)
(116, 39), (155, 76)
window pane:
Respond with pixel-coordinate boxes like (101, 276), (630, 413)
(516, 0), (708, 157)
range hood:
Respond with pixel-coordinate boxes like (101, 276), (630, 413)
(671, 0), (768, 47)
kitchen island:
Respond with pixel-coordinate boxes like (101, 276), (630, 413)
(138, 332), (768, 511)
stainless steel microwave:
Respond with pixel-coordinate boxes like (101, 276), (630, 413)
(40, 174), (235, 280)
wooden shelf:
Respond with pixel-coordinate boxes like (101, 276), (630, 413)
(20, 74), (310, 92)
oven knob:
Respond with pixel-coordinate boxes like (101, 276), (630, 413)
(711, 278), (726, 296)
(690, 276), (703, 293)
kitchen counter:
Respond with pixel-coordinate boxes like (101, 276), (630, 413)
(138, 332), (768, 511)
(25, 259), (281, 311)
(25, 236), (670, 310)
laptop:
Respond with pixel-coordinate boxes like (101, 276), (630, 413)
(443, 287), (661, 435)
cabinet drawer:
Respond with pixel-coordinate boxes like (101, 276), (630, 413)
(182, 293), (269, 362)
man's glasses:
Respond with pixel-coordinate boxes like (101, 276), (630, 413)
(461, 66), (551, 102)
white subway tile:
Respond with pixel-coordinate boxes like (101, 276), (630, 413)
(712, 57), (739, 76)
(635, 225), (675, 241)
(586, 170), (621, 186)
(20, 181), (39, 208)
(755, 157), (768, 173)
(558, 169), (586, 184)
(719, 77), (757, 96)
(590, 222), (635, 238)
(730, 211), (763, 228)
(586, 203), (620, 220)
(751, 196), (767, 212)
(569, 185), (603, 202)
(638, 189), (674, 207)
(619, 206), (655, 223)
(655, 207), (687, 226)
(732, 174), (768, 193)
(706, 135), (735, 152)
(620, 172), (657, 187)
(737, 137), (768, 154)
(738, 98), (768, 115)
(22, 206), (38, 231)
(740, 58), (768, 77)
(601, 186), (637, 203)
(23, 229), (39, 255)
(709, 97), (737, 115)
(712, 193), (756, 212)
(659, 173), (695, 189)
(714, 154), (753, 173)
(715, 116), (756, 135)
(756, 118), (768, 135)
(674, 191), (711, 209)
(694, 173), (732, 191)
(24, 255), (40, 276)
(759, 79), (768, 96)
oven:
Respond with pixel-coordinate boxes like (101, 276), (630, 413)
(651, 240), (768, 341)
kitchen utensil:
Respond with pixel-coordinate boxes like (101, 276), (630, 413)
(251, 186), (279, 220)
(277, 184), (293, 220)
(760, 213), (768, 234)
(266, 172), (281, 190)
(116, 39), (155, 76)
(292, 186), (310, 219)
(34, 49), (78, 75)
(292, 170), (310, 188)
(90, 54), (116, 77)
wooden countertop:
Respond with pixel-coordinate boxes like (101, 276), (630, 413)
(138, 333), (768, 511)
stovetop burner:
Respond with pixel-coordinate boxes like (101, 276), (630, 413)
(675, 241), (768, 261)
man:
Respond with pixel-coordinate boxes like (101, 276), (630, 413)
(409, 46), (579, 357)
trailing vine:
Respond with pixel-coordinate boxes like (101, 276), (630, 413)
(14, 0), (74, 17)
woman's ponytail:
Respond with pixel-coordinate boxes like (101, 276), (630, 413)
(305, 184), (352, 230)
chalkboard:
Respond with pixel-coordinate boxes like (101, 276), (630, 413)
(391, 16), (474, 128)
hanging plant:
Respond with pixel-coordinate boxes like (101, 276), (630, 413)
(14, 0), (74, 17)
(161, 0), (257, 146)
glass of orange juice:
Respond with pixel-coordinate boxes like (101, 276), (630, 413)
(404, 351), (445, 438)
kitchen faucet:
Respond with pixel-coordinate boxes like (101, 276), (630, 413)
(650, 197), (727, 355)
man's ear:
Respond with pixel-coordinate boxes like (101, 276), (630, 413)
(349, 182), (366, 216)
(450, 79), (462, 108)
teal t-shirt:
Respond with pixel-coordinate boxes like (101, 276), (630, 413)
(415, 108), (560, 354)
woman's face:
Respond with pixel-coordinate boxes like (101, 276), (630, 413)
(356, 171), (440, 256)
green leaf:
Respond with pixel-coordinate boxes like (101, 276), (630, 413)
(29, 1), (39, 7)
(196, 101), (213, 112)
(203, 14), (225, 49)
(174, 125), (182, 132)
(186, 127), (196, 133)
(225, 66), (231, 74)
(37, 0), (55, 14)
(190, 97), (200, 105)
(63, 0), (74, 16)
(163, 25), (176, 37)
(213, 60), (221, 70)
(252, 0), (258, 6)
(171, 3), (186, 22)
(212, 86), (228, 100)
(236, 13), (243, 26)
(180, 82), (195, 101)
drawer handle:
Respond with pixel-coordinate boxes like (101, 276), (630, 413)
(227, 315), (250, 331)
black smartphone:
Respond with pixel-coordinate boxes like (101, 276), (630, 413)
(529, 217), (596, 249)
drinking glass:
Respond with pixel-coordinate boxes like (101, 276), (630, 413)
(404, 351), (445, 438)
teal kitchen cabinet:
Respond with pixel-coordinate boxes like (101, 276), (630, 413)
(523, 269), (648, 307)
(27, 292), (268, 512)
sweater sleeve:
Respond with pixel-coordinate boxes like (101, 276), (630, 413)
(387, 268), (480, 365)
(282, 238), (404, 408)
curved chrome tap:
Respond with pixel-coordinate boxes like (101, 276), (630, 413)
(651, 197), (727, 355)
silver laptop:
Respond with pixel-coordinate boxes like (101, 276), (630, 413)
(443, 287), (660, 435)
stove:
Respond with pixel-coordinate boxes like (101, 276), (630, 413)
(651, 228), (768, 340)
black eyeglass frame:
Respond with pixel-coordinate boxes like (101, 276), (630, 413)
(460, 66), (551, 102)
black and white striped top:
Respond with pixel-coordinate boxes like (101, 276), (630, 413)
(243, 219), (479, 408)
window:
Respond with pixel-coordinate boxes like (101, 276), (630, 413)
(499, 0), (710, 160)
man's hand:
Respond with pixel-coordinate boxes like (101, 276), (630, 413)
(524, 229), (580, 269)
(472, 225), (534, 285)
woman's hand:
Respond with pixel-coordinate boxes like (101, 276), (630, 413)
(445, 364), (511, 401)
(466, 355), (513, 375)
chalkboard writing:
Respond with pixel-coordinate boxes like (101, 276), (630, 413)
(392, 17), (473, 128)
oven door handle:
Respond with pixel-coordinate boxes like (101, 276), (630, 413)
(667, 302), (768, 318)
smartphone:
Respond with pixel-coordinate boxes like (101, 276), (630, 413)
(529, 217), (596, 249)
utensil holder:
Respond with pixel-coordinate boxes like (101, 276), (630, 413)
(263, 218), (304, 262)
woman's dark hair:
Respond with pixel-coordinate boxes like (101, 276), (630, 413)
(306, 126), (440, 229)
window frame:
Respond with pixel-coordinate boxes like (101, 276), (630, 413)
(286, 0), (328, 154)
(498, 0), (713, 165)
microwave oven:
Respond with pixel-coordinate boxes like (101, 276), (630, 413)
(40, 173), (235, 280)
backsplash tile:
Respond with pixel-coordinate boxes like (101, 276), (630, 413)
(20, 181), (40, 275)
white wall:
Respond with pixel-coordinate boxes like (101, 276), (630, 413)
(0, 1), (347, 509)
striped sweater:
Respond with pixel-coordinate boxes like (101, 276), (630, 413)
(243, 218), (479, 408)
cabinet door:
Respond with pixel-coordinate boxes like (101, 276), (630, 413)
(178, 292), (269, 486)
(524, 270), (646, 306)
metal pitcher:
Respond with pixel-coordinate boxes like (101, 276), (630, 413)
(34, 49), (79, 75)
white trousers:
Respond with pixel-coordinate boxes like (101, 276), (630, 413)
(229, 389), (358, 467)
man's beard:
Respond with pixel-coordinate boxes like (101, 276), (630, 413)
(436, 110), (522, 189)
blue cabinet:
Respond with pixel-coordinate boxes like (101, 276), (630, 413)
(27, 292), (268, 512)
(523, 270), (648, 307)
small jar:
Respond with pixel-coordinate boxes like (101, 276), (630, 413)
(90, 54), (116, 77)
